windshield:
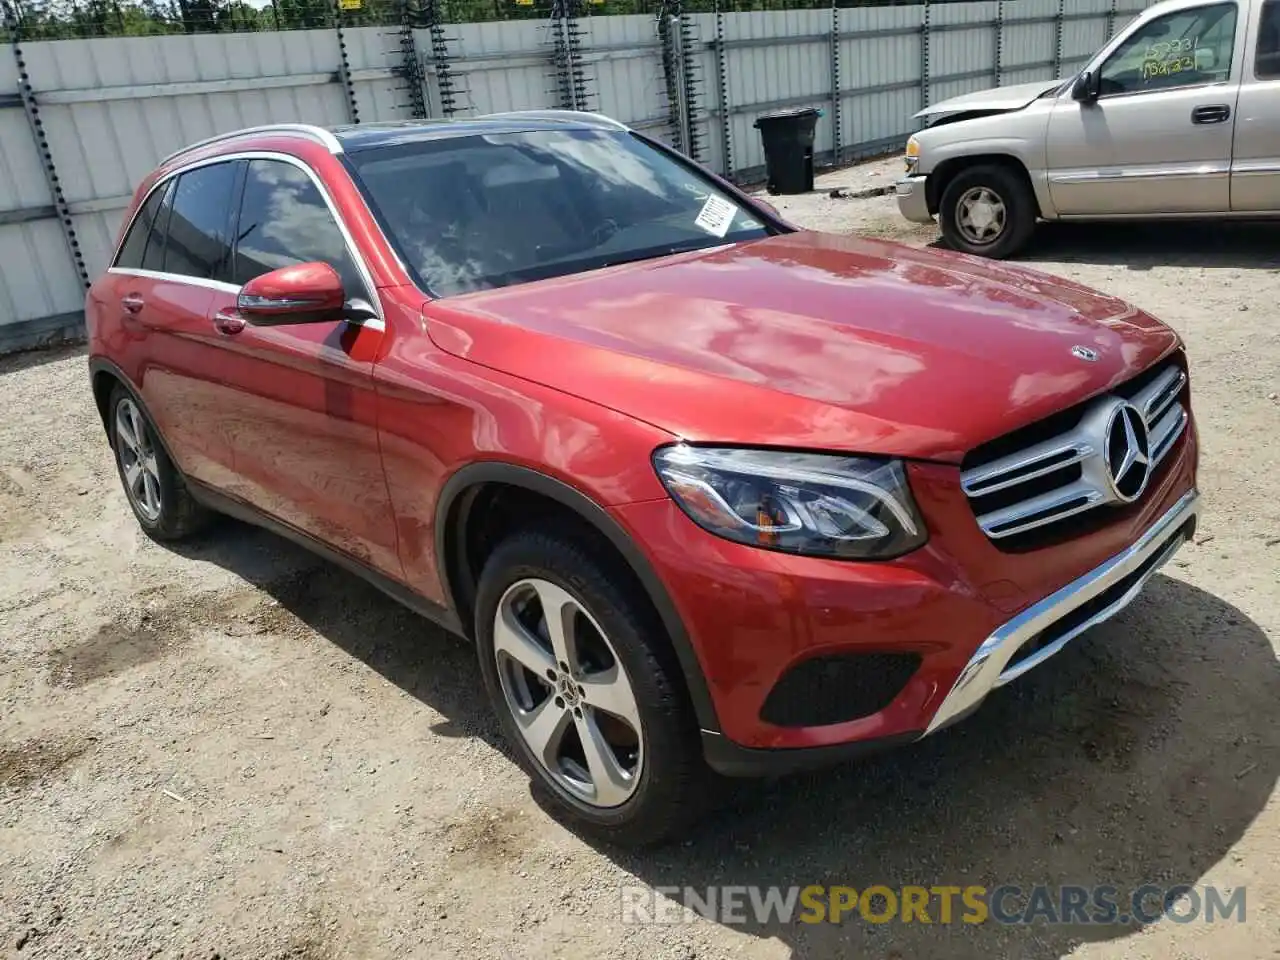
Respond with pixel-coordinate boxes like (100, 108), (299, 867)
(346, 129), (774, 297)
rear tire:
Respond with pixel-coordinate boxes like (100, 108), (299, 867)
(939, 163), (1037, 259)
(107, 384), (211, 542)
(475, 528), (711, 847)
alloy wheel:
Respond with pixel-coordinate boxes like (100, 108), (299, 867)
(956, 186), (1007, 245)
(115, 396), (162, 521)
(493, 578), (644, 808)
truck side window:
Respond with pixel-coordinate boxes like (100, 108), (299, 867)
(1258, 0), (1280, 78)
(1099, 3), (1237, 95)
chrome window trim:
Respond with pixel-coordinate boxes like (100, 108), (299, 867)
(109, 150), (382, 325)
(107, 267), (241, 295)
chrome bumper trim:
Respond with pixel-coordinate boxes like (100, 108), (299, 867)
(924, 489), (1200, 735)
(895, 175), (933, 223)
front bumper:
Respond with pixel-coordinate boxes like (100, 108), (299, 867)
(896, 174), (933, 223)
(694, 489), (1198, 776)
(925, 488), (1199, 734)
(610, 426), (1198, 774)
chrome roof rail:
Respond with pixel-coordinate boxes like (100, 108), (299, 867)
(479, 109), (629, 131)
(159, 124), (342, 166)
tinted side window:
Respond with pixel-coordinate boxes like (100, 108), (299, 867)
(1100, 3), (1237, 95)
(142, 180), (176, 273)
(165, 162), (238, 282)
(232, 159), (364, 297)
(115, 185), (167, 269)
(1258, 0), (1280, 77)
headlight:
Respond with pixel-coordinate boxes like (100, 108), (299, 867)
(652, 445), (927, 560)
(905, 135), (920, 173)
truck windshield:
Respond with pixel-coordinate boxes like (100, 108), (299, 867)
(346, 129), (775, 297)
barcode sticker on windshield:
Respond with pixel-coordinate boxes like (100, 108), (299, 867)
(694, 195), (737, 238)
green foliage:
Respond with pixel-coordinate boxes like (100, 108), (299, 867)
(2, 0), (926, 38)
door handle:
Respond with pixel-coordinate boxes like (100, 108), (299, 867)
(1191, 104), (1231, 124)
(213, 309), (247, 336)
(120, 294), (145, 314)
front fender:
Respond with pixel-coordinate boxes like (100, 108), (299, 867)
(916, 109), (1058, 219)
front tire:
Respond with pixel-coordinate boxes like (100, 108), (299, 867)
(475, 528), (710, 847)
(108, 384), (211, 542)
(939, 164), (1037, 258)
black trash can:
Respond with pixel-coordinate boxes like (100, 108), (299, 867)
(754, 108), (820, 195)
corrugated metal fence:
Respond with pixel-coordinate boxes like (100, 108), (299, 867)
(1, 0), (1152, 353)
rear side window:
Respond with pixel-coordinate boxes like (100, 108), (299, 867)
(164, 162), (238, 282)
(141, 180), (176, 273)
(115, 183), (167, 269)
(231, 159), (365, 297)
(1258, 0), (1280, 77)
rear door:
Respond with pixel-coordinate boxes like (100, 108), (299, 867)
(208, 155), (400, 578)
(1045, 1), (1242, 215)
(106, 164), (242, 489)
(1230, 0), (1280, 209)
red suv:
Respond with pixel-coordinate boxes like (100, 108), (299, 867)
(87, 113), (1199, 846)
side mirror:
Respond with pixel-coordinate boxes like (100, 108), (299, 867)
(237, 261), (346, 326)
(1071, 70), (1100, 103)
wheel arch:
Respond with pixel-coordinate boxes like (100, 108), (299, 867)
(927, 153), (1044, 218)
(435, 461), (721, 733)
(90, 357), (129, 432)
(88, 358), (182, 468)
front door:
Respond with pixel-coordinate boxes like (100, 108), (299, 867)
(209, 156), (401, 579)
(1045, 1), (1242, 216)
(1231, 0), (1280, 210)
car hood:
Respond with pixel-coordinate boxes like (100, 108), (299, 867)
(424, 232), (1179, 463)
(915, 78), (1061, 120)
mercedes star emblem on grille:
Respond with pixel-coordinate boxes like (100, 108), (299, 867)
(960, 360), (1186, 539)
(1071, 345), (1099, 362)
(1104, 402), (1152, 502)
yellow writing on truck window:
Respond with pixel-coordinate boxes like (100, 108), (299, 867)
(1142, 55), (1195, 79)
(1139, 35), (1200, 81)
(1145, 37), (1194, 59)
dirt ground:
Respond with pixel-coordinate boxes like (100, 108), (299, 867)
(2, 163), (1279, 960)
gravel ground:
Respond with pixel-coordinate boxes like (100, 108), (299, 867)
(2, 161), (1279, 960)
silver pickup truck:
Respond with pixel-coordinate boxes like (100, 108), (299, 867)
(896, 0), (1280, 257)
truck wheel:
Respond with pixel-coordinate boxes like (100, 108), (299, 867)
(939, 164), (1037, 259)
(474, 528), (710, 847)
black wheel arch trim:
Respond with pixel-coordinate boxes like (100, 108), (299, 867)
(435, 461), (722, 734)
(88, 357), (184, 470)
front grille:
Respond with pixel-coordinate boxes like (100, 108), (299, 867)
(962, 357), (1188, 546)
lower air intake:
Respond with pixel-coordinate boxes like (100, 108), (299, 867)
(760, 652), (921, 728)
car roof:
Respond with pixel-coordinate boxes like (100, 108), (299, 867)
(160, 111), (629, 166)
